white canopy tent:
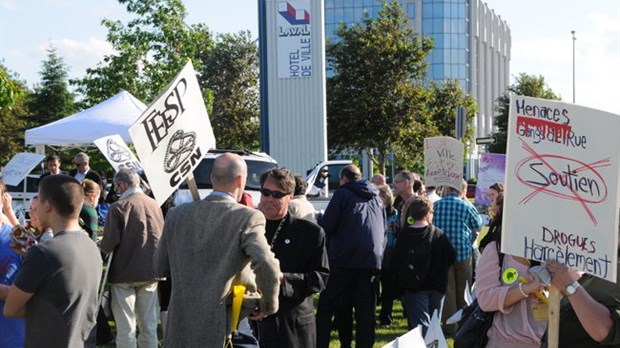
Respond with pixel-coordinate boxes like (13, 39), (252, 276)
(25, 90), (146, 148)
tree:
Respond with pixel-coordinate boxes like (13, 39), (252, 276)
(489, 73), (560, 153)
(74, 0), (214, 107)
(0, 65), (28, 163)
(0, 64), (21, 110)
(27, 46), (76, 128)
(201, 31), (260, 150)
(327, 0), (435, 174)
(428, 79), (478, 151)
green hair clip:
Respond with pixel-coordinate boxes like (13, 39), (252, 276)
(407, 216), (415, 225)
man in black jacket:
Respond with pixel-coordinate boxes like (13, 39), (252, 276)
(255, 167), (330, 348)
(69, 152), (102, 186)
(315, 165), (385, 348)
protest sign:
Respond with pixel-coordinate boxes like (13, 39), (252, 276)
(475, 153), (506, 206)
(129, 60), (216, 205)
(2, 153), (45, 186)
(502, 95), (620, 282)
(424, 136), (464, 191)
(94, 134), (142, 173)
(381, 326), (425, 348)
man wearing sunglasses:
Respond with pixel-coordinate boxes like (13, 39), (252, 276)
(316, 164), (385, 348)
(253, 168), (329, 348)
(69, 152), (102, 187)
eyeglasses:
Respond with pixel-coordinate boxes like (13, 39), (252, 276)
(260, 188), (289, 199)
(74, 162), (84, 166)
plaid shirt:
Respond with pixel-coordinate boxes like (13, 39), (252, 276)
(433, 193), (482, 262)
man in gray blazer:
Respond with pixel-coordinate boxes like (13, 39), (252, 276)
(155, 152), (281, 347)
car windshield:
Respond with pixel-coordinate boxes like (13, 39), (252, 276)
(179, 159), (277, 191)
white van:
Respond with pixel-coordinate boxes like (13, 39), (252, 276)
(173, 149), (278, 207)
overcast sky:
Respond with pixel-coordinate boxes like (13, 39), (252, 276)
(1, 0), (618, 114)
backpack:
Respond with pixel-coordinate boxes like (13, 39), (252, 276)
(453, 249), (505, 348)
(394, 224), (436, 292)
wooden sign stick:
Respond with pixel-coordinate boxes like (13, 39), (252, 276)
(547, 286), (561, 348)
(186, 172), (201, 202)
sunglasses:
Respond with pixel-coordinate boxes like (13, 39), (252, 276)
(260, 188), (289, 199)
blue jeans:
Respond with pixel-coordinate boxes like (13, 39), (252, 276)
(402, 290), (445, 336)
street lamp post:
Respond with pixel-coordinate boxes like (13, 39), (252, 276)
(572, 30), (576, 103)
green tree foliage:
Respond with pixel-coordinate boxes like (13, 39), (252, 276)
(201, 31), (260, 150)
(26, 46), (76, 128)
(74, 0), (214, 107)
(0, 65), (28, 163)
(327, 0), (436, 173)
(428, 79), (478, 152)
(489, 73), (560, 153)
(0, 65), (22, 110)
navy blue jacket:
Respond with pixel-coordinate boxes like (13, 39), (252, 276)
(319, 180), (385, 269)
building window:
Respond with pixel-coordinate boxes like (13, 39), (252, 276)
(407, 3), (415, 19)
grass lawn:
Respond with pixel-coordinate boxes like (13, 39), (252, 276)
(97, 299), (455, 347)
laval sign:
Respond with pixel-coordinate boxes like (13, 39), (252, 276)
(277, 0), (312, 78)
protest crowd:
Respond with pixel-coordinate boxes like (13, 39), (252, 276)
(1, 150), (620, 348)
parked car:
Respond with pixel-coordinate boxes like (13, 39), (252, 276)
(173, 149), (278, 207)
(305, 159), (353, 212)
(6, 174), (40, 220)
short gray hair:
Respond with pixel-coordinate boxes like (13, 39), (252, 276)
(114, 168), (140, 188)
(74, 152), (89, 163)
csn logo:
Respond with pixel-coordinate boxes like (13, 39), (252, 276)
(163, 130), (202, 187)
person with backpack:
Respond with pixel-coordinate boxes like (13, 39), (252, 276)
(475, 192), (546, 347)
(392, 196), (456, 335)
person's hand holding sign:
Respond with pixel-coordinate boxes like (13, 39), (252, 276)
(546, 260), (613, 343)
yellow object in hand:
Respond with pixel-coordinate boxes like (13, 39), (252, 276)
(231, 285), (246, 332)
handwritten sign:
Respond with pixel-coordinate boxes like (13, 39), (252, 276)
(424, 136), (464, 191)
(2, 153), (45, 186)
(129, 61), (216, 206)
(94, 134), (143, 173)
(502, 96), (620, 282)
(475, 153), (506, 206)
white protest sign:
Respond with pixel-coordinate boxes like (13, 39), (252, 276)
(2, 153), (45, 186)
(502, 95), (620, 282)
(94, 134), (142, 173)
(129, 61), (216, 206)
(276, 0), (312, 78)
(424, 310), (449, 348)
(424, 136), (465, 190)
(381, 326), (425, 348)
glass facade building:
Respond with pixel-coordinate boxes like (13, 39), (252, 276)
(324, 0), (511, 138)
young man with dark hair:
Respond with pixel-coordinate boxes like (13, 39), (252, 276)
(40, 155), (63, 179)
(3, 175), (102, 347)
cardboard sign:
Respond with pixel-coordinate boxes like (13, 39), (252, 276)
(277, 0), (312, 78)
(502, 95), (620, 282)
(424, 136), (465, 191)
(129, 61), (216, 205)
(2, 153), (45, 186)
(475, 153), (506, 206)
(94, 134), (142, 173)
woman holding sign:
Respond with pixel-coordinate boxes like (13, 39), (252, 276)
(475, 193), (547, 347)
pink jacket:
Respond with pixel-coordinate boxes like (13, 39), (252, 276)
(475, 242), (547, 348)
